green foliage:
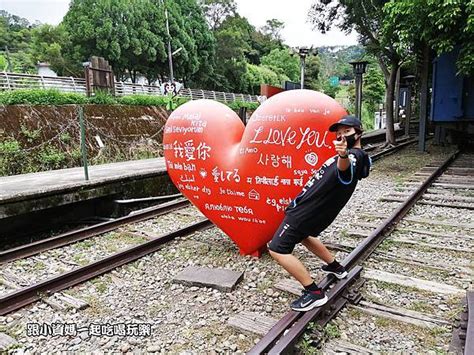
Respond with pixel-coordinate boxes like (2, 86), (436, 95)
(309, 1), (404, 144)
(87, 91), (117, 105)
(29, 24), (82, 76)
(0, 138), (25, 175)
(20, 125), (41, 143)
(209, 11), (283, 92)
(361, 103), (374, 131)
(242, 63), (288, 95)
(0, 89), (87, 105)
(39, 145), (66, 170)
(261, 19), (285, 43)
(62, 0), (215, 85)
(226, 100), (259, 111)
(118, 95), (168, 106)
(60, 133), (71, 143)
(363, 63), (385, 128)
(304, 55), (321, 90)
(261, 48), (300, 82)
(0, 89), (255, 111)
(321, 79), (340, 98)
(0, 54), (7, 71)
(201, 0), (237, 30)
(211, 15), (251, 92)
(383, 0), (474, 75)
(317, 46), (364, 81)
(0, 10), (36, 73)
(324, 322), (341, 339)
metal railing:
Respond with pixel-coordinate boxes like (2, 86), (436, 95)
(0, 72), (259, 103)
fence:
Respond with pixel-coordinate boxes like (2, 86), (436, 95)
(0, 72), (259, 103)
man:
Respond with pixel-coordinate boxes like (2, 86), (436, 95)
(268, 115), (371, 311)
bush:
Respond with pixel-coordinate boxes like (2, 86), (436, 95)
(0, 89), (87, 105)
(87, 90), (117, 105)
(118, 94), (168, 106)
(227, 100), (259, 111)
(0, 89), (258, 110)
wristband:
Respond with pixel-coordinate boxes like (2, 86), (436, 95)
(338, 149), (349, 159)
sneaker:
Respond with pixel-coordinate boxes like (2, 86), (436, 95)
(290, 289), (328, 311)
(321, 263), (348, 279)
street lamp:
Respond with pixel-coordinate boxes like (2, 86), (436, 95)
(296, 47), (317, 89)
(349, 60), (369, 120)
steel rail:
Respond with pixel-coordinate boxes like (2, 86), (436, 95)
(466, 291), (474, 355)
(0, 199), (191, 264)
(249, 150), (460, 354)
(370, 138), (418, 162)
(0, 219), (213, 316)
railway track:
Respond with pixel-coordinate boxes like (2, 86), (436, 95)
(249, 150), (473, 354)
(0, 199), (208, 316)
(0, 141), (420, 319)
(0, 198), (190, 264)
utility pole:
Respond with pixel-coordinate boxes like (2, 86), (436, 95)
(162, 0), (174, 83)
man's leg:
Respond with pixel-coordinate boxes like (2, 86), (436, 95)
(268, 250), (313, 286)
(302, 236), (348, 279)
(301, 237), (334, 264)
(268, 222), (328, 311)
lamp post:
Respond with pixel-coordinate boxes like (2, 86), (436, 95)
(296, 47), (318, 89)
(349, 61), (369, 120)
(298, 47), (310, 89)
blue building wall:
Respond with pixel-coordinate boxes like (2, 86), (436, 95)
(431, 48), (474, 122)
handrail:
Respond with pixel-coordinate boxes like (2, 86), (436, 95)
(0, 71), (259, 103)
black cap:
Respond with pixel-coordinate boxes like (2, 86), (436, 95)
(328, 115), (363, 132)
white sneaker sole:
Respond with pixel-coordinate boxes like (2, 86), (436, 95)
(322, 270), (348, 279)
(291, 295), (328, 312)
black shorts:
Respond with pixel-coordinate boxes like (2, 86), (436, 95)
(268, 218), (318, 254)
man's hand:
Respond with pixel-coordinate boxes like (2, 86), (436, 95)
(333, 136), (348, 158)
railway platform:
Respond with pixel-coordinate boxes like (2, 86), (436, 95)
(0, 158), (170, 239)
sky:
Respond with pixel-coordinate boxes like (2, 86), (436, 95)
(0, 0), (359, 47)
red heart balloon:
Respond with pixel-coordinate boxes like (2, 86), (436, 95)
(163, 90), (347, 255)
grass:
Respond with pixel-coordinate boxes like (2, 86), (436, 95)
(324, 322), (341, 339)
(32, 261), (46, 271)
(90, 275), (111, 294)
(73, 253), (89, 266)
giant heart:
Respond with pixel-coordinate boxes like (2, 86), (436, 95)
(163, 89), (347, 255)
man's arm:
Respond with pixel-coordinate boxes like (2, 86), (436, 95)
(334, 137), (350, 172)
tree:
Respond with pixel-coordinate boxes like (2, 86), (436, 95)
(0, 10), (36, 73)
(309, 0), (406, 145)
(29, 24), (82, 76)
(201, 0), (237, 30)
(62, 0), (215, 84)
(212, 24), (248, 92)
(214, 14), (282, 65)
(363, 64), (385, 116)
(178, 0), (216, 89)
(304, 55), (321, 90)
(0, 54), (7, 71)
(261, 19), (285, 43)
(243, 63), (289, 94)
(383, 0), (474, 76)
(261, 48), (300, 82)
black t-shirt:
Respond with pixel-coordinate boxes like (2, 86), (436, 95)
(284, 148), (371, 234)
